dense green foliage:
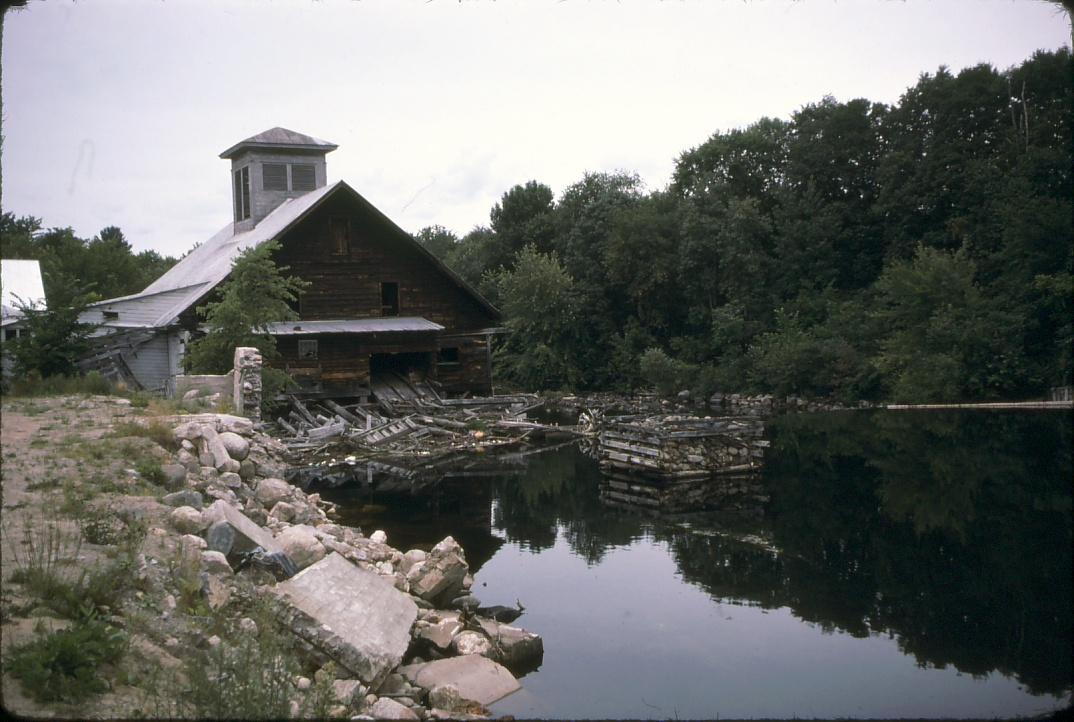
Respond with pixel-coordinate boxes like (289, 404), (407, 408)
(9, 616), (127, 703)
(1, 214), (177, 301)
(422, 50), (1072, 402)
(183, 240), (308, 375)
(6, 276), (99, 379)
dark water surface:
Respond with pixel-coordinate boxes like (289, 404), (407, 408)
(316, 410), (1072, 719)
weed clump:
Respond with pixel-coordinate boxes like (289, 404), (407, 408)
(8, 616), (128, 703)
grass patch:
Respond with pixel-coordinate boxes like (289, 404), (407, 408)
(8, 615), (128, 703)
(6, 372), (115, 398)
(109, 418), (178, 453)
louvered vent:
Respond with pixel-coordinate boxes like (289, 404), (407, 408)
(263, 163), (287, 191)
(292, 164), (316, 191)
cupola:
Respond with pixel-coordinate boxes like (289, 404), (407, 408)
(220, 127), (338, 231)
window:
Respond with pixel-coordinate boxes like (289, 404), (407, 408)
(291, 164), (316, 191)
(3, 328), (17, 342)
(329, 217), (350, 255)
(298, 339), (318, 360)
(438, 347), (460, 366)
(380, 282), (399, 317)
(263, 163), (287, 191)
(103, 310), (119, 320)
(233, 166), (251, 221)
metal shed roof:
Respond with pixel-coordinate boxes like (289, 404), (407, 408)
(263, 317), (444, 336)
(219, 127), (338, 159)
(1, 259), (46, 323)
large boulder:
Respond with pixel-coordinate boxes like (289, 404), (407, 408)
(255, 478), (293, 507)
(275, 524), (326, 570)
(397, 655), (519, 706)
(218, 431), (250, 461)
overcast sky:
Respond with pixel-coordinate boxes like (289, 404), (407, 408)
(2, 0), (1070, 259)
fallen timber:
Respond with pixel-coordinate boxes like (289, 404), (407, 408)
(595, 414), (770, 514)
(275, 379), (585, 489)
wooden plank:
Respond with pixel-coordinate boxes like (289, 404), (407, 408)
(323, 399), (363, 426)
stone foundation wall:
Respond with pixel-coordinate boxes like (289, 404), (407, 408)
(233, 347), (263, 422)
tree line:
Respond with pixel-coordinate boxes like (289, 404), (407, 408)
(416, 49), (1072, 403)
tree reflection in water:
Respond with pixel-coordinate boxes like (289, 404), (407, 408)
(322, 409), (1071, 699)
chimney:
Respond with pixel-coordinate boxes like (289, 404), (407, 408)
(219, 127), (338, 231)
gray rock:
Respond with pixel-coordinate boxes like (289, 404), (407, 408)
(182, 389), (200, 401)
(218, 431), (250, 461)
(268, 501), (297, 523)
(160, 464), (188, 490)
(418, 618), (461, 651)
(162, 489), (204, 509)
(369, 698), (418, 720)
(477, 620), (544, 671)
(238, 459), (257, 480)
(256, 477), (292, 507)
(176, 449), (199, 471)
(370, 529), (387, 544)
(450, 630), (492, 657)
(397, 655), (519, 706)
(276, 524), (327, 570)
(427, 684), (462, 713)
(200, 550), (233, 575)
(273, 553), (418, 688)
(219, 471), (243, 489)
(332, 679), (363, 706)
(169, 506), (206, 534)
(450, 595), (480, 612)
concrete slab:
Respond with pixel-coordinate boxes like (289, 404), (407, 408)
(274, 553), (418, 688)
(201, 499), (282, 556)
(398, 655), (520, 706)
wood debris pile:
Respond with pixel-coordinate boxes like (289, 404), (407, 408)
(272, 374), (580, 484)
(598, 415), (768, 481)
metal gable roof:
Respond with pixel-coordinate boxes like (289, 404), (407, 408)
(83, 179), (501, 331)
(263, 317), (445, 336)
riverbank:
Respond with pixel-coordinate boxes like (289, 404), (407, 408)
(1, 393), (540, 718)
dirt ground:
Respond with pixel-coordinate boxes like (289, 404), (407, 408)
(1, 394), (176, 718)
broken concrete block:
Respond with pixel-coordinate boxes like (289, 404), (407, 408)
(398, 655), (520, 706)
(201, 499), (282, 557)
(273, 553), (417, 688)
(407, 549), (468, 604)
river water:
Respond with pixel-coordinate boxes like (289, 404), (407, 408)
(314, 409), (1072, 719)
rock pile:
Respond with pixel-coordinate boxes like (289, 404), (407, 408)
(157, 412), (543, 718)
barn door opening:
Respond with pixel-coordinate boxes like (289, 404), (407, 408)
(369, 351), (437, 408)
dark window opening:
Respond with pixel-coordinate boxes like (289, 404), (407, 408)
(292, 164), (316, 191)
(298, 340), (318, 359)
(438, 347), (460, 365)
(103, 310), (119, 320)
(233, 166), (251, 221)
(3, 328), (17, 342)
(329, 217), (350, 255)
(263, 163), (287, 191)
(380, 282), (399, 317)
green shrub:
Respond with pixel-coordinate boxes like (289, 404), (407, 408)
(638, 347), (696, 397)
(9, 617), (127, 703)
(7, 372), (116, 398)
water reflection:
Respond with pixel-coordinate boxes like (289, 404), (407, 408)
(314, 410), (1072, 712)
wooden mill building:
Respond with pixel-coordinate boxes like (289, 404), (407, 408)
(81, 128), (501, 397)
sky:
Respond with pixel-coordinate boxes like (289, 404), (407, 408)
(2, 0), (1070, 260)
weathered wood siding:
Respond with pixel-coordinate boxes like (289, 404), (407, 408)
(270, 192), (499, 395)
(123, 335), (173, 392)
(274, 194), (497, 334)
